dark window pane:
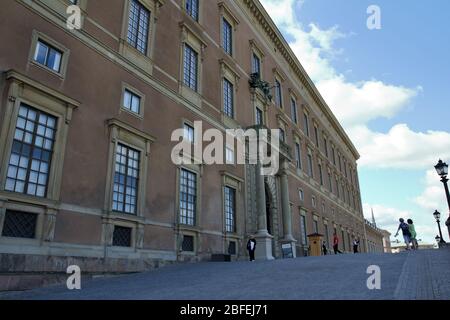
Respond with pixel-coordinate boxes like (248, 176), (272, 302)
(2, 210), (37, 239)
(112, 226), (132, 247)
(182, 235), (194, 251)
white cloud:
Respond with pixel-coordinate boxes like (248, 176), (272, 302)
(349, 125), (450, 169)
(259, 0), (450, 172)
(414, 169), (449, 211)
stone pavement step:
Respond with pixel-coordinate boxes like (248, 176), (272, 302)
(0, 249), (448, 300)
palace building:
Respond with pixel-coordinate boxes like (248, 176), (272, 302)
(0, 0), (381, 276)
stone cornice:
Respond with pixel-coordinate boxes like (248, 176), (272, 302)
(241, 0), (360, 160)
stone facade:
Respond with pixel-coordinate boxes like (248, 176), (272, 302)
(0, 0), (374, 275)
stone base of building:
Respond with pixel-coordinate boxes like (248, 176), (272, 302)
(0, 252), (178, 291)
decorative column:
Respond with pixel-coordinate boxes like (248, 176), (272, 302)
(254, 162), (274, 260)
(279, 159), (297, 257)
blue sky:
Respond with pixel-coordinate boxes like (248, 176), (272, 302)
(260, 0), (450, 244)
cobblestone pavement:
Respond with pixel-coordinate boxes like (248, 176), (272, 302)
(1, 249), (449, 300)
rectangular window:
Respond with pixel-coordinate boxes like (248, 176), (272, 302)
(332, 147), (336, 165)
(328, 172), (332, 192)
(300, 214), (307, 245)
(226, 146), (235, 164)
(290, 98), (298, 124)
(314, 220), (319, 234)
(255, 107), (263, 125)
(123, 89), (141, 114)
(185, 0), (199, 21)
(112, 144), (140, 215)
(295, 142), (302, 169)
(252, 53), (261, 75)
(275, 80), (282, 108)
(324, 224), (329, 247)
(184, 123), (195, 143)
(314, 126), (319, 147)
(318, 163), (323, 185)
(224, 186), (236, 233)
(303, 113), (310, 137)
(127, 0), (150, 54)
(179, 169), (197, 226)
(299, 189), (304, 201)
(222, 18), (233, 55)
(33, 40), (62, 73)
(307, 154), (313, 178)
(312, 196), (316, 208)
(5, 104), (57, 198)
(341, 230), (346, 251)
(223, 78), (234, 118)
(182, 235), (194, 251)
(324, 138), (328, 157)
(112, 226), (132, 247)
(183, 44), (198, 91)
(1, 210), (37, 239)
(336, 178), (340, 198)
(279, 128), (285, 142)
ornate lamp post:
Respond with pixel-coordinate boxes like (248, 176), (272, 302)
(434, 160), (450, 239)
(433, 210), (446, 244)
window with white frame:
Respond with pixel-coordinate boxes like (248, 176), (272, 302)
(184, 123), (194, 143)
(112, 143), (140, 215)
(123, 89), (141, 114)
(127, 0), (151, 54)
(299, 189), (304, 201)
(183, 44), (198, 91)
(303, 112), (310, 137)
(224, 186), (236, 232)
(275, 79), (282, 108)
(295, 142), (302, 170)
(314, 125), (319, 148)
(318, 163), (324, 185)
(33, 40), (63, 73)
(5, 104), (57, 198)
(226, 146), (235, 164)
(223, 78), (234, 118)
(185, 0), (199, 21)
(179, 169), (197, 226)
(252, 53), (261, 75)
(255, 107), (263, 125)
(313, 219), (319, 233)
(300, 213), (307, 245)
(290, 98), (298, 124)
(222, 18), (233, 56)
(279, 127), (286, 143)
(307, 153), (313, 178)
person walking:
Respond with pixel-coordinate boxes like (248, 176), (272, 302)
(247, 235), (256, 261)
(333, 232), (342, 254)
(352, 238), (360, 253)
(407, 219), (418, 250)
(394, 218), (411, 250)
(322, 241), (328, 255)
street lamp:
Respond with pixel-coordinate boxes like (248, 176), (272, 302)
(433, 210), (446, 244)
(435, 235), (441, 245)
(434, 159), (450, 239)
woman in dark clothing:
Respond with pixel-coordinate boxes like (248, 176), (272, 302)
(247, 236), (256, 261)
